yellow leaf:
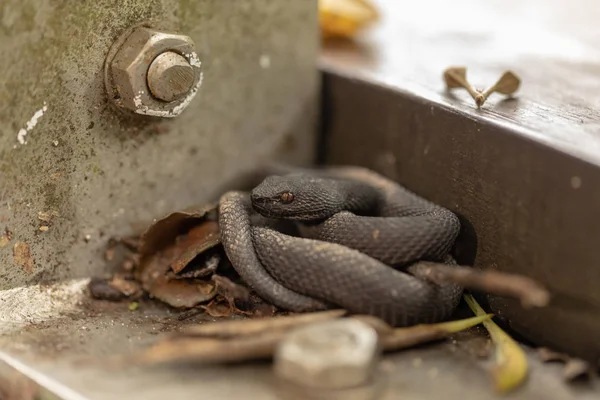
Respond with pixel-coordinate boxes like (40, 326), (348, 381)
(464, 294), (528, 392)
(319, 0), (379, 39)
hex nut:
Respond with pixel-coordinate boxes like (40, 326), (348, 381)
(105, 25), (203, 118)
(273, 319), (381, 389)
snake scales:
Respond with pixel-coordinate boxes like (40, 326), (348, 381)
(218, 165), (463, 326)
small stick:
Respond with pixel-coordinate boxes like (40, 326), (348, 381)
(443, 66), (481, 100)
(408, 262), (550, 308)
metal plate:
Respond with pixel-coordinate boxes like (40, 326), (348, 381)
(1, 288), (598, 400)
(0, 0), (319, 291)
(319, 0), (600, 361)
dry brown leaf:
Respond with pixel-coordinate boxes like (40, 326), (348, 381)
(0, 234), (9, 248)
(136, 246), (175, 291)
(173, 253), (220, 279)
(135, 204), (219, 292)
(138, 203), (217, 263)
(149, 276), (216, 308)
(13, 241), (34, 273)
(170, 221), (220, 273)
(212, 274), (251, 305)
(200, 298), (235, 317)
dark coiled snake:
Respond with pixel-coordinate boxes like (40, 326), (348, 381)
(218, 165), (464, 327)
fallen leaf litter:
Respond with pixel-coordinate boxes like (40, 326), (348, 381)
(89, 203), (276, 317)
(86, 192), (559, 397)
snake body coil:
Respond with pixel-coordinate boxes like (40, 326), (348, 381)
(219, 165), (463, 326)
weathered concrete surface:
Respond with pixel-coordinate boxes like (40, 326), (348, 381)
(0, 298), (598, 400)
(0, 0), (319, 290)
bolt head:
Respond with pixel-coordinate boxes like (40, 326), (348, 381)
(106, 26), (203, 118)
(274, 319), (381, 389)
(147, 52), (196, 102)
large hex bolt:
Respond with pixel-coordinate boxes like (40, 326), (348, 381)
(104, 25), (203, 118)
(274, 319), (382, 390)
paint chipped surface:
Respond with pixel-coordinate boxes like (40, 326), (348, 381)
(16, 103), (48, 145)
(186, 51), (202, 68)
(0, 278), (90, 335)
(133, 91), (144, 108)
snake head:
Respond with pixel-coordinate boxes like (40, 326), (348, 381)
(250, 175), (345, 221)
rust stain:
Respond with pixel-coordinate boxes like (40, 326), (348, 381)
(13, 241), (34, 273)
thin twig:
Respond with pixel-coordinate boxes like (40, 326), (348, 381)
(408, 262), (550, 308)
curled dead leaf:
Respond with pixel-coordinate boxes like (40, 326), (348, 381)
(173, 253), (220, 279)
(138, 203), (218, 264)
(130, 204), (226, 310)
(171, 221), (221, 273)
(170, 221), (220, 273)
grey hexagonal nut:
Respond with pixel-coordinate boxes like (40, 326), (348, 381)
(105, 25), (203, 118)
(274, 318), (382, 390)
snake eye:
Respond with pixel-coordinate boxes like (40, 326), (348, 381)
(280, 192), (294, 204)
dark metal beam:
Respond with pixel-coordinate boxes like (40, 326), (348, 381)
(320, 67), (600, 361)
